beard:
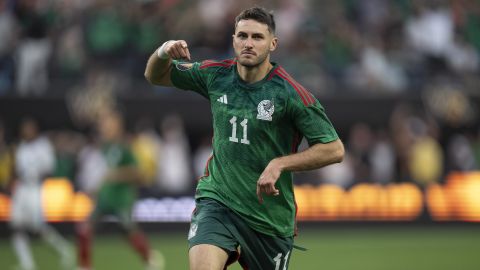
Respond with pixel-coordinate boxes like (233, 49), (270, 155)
(236, 50), (269, 68)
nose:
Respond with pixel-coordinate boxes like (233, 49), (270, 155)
(244, 38), (254, 49)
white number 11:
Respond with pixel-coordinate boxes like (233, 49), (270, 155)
(273, 251), (290, 270)
(229, 116), (250, 145)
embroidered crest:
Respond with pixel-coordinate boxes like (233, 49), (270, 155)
(188, 223), (198, 239)
(256, 100), (274, 121)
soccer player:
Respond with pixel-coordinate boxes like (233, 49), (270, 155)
(76, 109), (164, 270)
(10, 118), (73, 270)
(145, 6), (344, 270)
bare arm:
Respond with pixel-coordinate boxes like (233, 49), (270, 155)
(144, 40), (191, 86)
(256, 139), (344, 203)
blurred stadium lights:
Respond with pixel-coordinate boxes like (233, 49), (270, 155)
(1, 174), (479, 223)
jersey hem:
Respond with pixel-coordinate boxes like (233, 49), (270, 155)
(195, 192), (295, 238)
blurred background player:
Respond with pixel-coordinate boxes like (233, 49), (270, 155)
(76, 109), (164, 270)
(10, 117), (73, 270)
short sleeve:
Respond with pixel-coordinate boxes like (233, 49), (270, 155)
(289, 97), (339, 146)
(170, 60), (211, 99)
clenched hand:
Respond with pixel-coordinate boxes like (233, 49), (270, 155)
(163, 40), (191, 61)
(256, 159), (283, 204)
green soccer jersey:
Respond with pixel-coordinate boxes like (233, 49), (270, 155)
(96, 142), (137, 212)
(171, 59), (338, 237)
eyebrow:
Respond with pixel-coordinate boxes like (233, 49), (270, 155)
(236, 31), (265, 37)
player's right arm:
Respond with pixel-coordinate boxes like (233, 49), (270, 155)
(144, 40), (191, 86)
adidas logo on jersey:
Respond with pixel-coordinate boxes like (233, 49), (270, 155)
(217, 94), (228, 104)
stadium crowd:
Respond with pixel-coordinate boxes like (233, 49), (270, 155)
(0, 0), (479, 96)
(0, 0), (480, 196)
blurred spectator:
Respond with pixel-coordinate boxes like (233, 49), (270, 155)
(51, 130), (84, 182)
(405, 3), (454, 58)
(84, 1), (130, 61)
(446, 133), (477, 171)
(390, 104), (416, 181)
(318, 151), (355, 188)
(66, 67), (118, 128)
(275, 0), (307, 48)
(76, 135), (107, 195)
(128, 1), (167, 78)
(407, 116), (444, 186)
(454, 0), (480, 53)
(349, 37), (407, 92)
(55, 22), (86, 77)
(348, 123), (374, 182)
(156, 114), (192, 195)
(0, 119), (13, 189)
(321, 9), (358, 83)
(369, 129), (396, 184)
(14, 0), (53, 96)
(52, 0), (89, 77)
(131, 117), (162, 187)
(0, 0), (18, 95)
(192, 135), (212, 178)
(445, 32), (479, 73)
(422, 84), (477, 128)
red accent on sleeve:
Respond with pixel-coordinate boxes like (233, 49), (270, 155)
(200, 59), (236, 69)
(275, 68), (315, 106)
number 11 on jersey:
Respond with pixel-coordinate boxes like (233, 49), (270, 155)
(229, 116), (250, 145)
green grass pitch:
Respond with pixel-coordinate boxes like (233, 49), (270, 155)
(1, 225), (479, 270)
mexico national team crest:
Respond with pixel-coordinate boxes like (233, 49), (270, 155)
(256, 100), (274, 121)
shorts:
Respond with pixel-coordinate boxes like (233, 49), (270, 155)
(188, 198), (294, 270)
(89, 193), (135, 230)
(10, 184), (45, 231)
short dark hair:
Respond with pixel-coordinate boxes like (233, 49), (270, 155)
(235, 6), (275, 34)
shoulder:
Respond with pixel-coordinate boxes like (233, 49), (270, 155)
(268, 66), (316, 107)
(198, 58), (236, 71)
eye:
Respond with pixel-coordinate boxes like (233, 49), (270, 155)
(252, 34), (264, 40)
(237, 33), (247, 39)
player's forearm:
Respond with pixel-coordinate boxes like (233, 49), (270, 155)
(144, 52), (172, 86)
(274, 139), (344, 172)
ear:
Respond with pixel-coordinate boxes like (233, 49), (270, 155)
(270, 37), (278, 52)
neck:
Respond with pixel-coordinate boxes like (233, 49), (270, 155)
(237, 57), (273, 84)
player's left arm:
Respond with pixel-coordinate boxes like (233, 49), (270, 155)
(257, 93), (343, 203)
(256, 139), (344, 203)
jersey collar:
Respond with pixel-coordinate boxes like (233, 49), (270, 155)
(234, 62), (278, 89)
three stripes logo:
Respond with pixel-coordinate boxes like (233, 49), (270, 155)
(217, 94), (228, 104)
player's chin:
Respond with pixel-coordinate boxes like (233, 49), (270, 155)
(238, 58), (259, 67)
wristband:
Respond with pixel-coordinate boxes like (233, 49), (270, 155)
(157, 41), (172, 59)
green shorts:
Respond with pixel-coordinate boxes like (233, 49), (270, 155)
(89, 191), (135, 230)
(188, 198), (294, 270)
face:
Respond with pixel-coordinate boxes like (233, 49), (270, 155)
(97, 112), (123, 142)
(20, 119), (38, 141)
(233, 19), (277, 67)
